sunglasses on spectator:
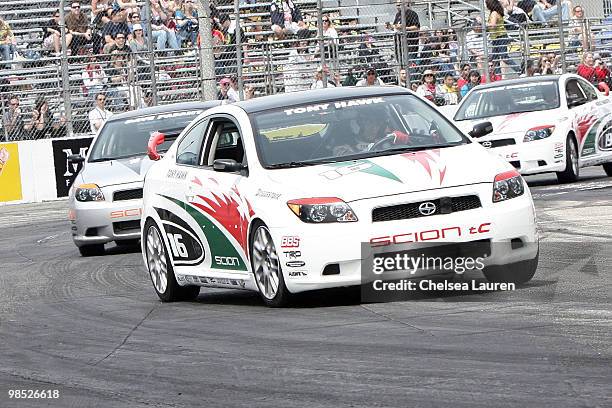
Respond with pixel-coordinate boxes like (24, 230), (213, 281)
(10, 101), (19, 106)
(71, 5), (80, 9)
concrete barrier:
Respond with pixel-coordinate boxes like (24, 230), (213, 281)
(0, 137), (93, 205)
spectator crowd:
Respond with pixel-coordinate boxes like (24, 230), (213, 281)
(0, 0), (610, 140)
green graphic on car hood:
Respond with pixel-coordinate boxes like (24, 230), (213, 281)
(323, 159), (402, 182)
(159, 194), (247, 271)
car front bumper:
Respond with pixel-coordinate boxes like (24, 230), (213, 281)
(489, 137), (566, 175)
(70, 184), (143, 247)
(270, 183), (538, 294)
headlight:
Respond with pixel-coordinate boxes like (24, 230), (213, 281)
(287, 198), (358, 223)
(524, 125), (555, 142)
(75, 184), (105, 202)
(493, 170), (524, 202)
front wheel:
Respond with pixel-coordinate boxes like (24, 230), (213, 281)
(144, 220), (200, 302)
(250, 222), (290, 307)
(556, 136), (580, 183)
(603, 162), (612, 176)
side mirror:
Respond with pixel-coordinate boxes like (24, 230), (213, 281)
(148, 131), (165, 161)
(67, 154), (85, 164)
(213, 159), (244, 173)
(469, 121), (493, 138)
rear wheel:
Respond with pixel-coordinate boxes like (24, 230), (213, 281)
(78, 244), (105, 257)
(250, 222), (290, 307)
(144, 220), (200, 302)
(483, 252), (539, 285)
(556, 136), (580, 183)
(603, 162), (612, 176)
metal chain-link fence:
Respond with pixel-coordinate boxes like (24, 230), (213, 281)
(1, 0), (611, 141)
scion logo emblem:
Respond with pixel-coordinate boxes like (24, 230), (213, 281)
(418, 202), (437, 216)
(481, 141), (492, 148)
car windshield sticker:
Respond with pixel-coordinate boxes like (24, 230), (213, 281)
(124, 110), (203, 124)
(283, 97), (385, 116)
(262, 123), (327, 142)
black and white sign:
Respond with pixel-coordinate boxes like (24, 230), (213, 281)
(52, 137), (93, 197)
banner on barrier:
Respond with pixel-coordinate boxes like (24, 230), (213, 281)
(0, 143), (23, 202)
(52, 137), (94, 198)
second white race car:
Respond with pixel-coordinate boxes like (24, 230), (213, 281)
(141, 87), (538, 306)
(453, 74), (612, 183)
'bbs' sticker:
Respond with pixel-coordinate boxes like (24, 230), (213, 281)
(281, 236), (300, 248)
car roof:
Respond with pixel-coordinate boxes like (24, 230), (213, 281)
(106, 100), (221, 122)
(234, 86), (413, 113)
(475, 74), (563, 90)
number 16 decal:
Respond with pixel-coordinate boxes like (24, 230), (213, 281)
(167, 233), (188, 258)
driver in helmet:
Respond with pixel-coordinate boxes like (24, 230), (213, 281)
(331, 116), (410, 156)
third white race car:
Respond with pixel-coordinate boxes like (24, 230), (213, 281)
(141, 87), (538, 306)
(453, 74), (612, 183)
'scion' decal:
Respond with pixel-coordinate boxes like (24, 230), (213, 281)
(158, 195), (247, 271)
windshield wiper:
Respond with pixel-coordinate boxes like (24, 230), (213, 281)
(373, 143), (464, 156)
(266, 158), (342, 169)
(89, 153), (145, 163)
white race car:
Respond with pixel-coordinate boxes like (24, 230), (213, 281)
(453, 74), (612, 183)
(141, 87), (538, 306)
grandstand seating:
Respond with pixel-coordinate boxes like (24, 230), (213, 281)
(0, 0), (607, 140)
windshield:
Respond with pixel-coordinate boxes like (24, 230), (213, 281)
(251, 95), (469, 168)
(455, 81), (560, 121)
(88, 110), (203, 162)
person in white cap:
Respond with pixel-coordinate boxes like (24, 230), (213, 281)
(416, 69), (441, 103)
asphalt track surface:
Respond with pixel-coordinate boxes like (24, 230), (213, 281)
(1, 168), (611, 408)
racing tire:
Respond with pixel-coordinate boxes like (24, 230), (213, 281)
(556, 136), (580, 183)
(78, 244), (105, 257)
(483, 252), (539, 285)
(603, 162), (612, 177)
(250, 221), (291, 307)
(144, 219), (200, 302)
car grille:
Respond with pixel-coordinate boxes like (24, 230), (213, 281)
(113, 188), (143, 201)
(372, 195), (482, 222)
(480, 138), (516, 148)
(113, 220), (141, 234)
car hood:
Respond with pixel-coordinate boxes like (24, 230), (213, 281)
(264, 143), (509, 202)
(80, 155), (154, 187)
(454, 110), (560, 137)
